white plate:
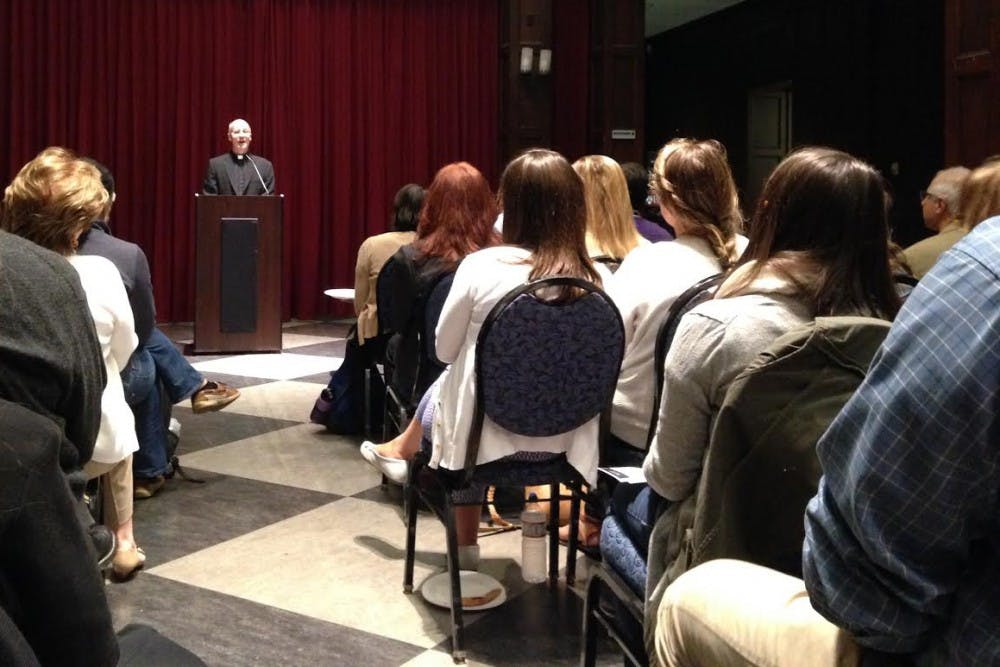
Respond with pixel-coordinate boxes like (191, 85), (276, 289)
(323, 288), (355, 302)
(421, 570), (507, 611)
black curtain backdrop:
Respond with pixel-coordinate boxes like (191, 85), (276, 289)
(0, 0), (499, 322)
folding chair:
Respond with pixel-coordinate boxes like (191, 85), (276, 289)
(402, 276), (625, 663)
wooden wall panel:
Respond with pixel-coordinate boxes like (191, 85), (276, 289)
(588, 0), (644, 163)
(945, 0), (1000, 165)
(499, 0), (553, 165)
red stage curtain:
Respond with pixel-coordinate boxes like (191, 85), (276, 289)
(0, 0), (498, 322)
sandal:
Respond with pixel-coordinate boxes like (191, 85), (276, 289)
(111, 542), (146, 581)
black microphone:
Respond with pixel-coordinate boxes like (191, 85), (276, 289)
(245, 153), (270, 195)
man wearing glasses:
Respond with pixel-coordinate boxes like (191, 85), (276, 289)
(903, 166), (970, 278)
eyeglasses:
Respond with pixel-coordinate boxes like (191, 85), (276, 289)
(919, 190), (941, 203)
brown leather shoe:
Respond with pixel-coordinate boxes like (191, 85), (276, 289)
(190, 380), (240, 413)
(133, 475), (165, 500)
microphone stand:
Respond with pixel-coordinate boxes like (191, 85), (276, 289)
(245, 154), (270, 195)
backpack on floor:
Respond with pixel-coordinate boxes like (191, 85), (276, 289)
(310, 329), (385, 435)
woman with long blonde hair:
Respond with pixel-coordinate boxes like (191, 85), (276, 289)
(573, 155), (645, 268)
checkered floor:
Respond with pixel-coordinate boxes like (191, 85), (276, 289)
(104, 321), (620, 666)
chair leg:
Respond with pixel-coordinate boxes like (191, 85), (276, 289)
(403, 477), (419, 594)
(363, 367), (372, 440)
(580, 572), (602, 667)
(444, 499), (467, 663)
(548, 482), (560, 584)
(566, 487), (582, 586)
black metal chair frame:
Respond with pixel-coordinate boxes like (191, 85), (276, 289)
(582, 272), (724, 667)
(401, 276), (624, 663)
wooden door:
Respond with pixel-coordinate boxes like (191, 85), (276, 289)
(746, 84), (792, 212)
(945, 0), (1000, 165)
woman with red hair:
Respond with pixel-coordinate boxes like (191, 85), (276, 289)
(381, 162), (500, 416)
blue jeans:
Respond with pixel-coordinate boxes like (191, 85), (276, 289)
(145, 328), (203, 404)
(121, 329), (203, 478)
(608, 483), (667, 559)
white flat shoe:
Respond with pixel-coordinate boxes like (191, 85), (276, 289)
(360, 441), (409, 485)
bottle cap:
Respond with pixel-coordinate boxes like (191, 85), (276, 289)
(520, 508), (547, 537)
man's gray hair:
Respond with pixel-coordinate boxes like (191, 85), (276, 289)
(927, 166), (971, 213)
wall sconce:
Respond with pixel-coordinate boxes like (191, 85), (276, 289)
(520, 47), (534, 74)
(538, 48), (552, 75)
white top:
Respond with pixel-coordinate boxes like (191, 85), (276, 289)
(69, 255), (139, 464)
(430, 245), (605, 485)
(606, 235), (748, 449)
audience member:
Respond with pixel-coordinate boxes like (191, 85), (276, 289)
(610, 139), (746, 453)
(78, 159), (240, 500)
(621, 161), (674, 242)
(642, 146), (901, 650)
(0, 397), (207, 666)
(381, 163), (499, 408)
(655, 215), (1000, 667)
(573, 155), (646, 269)
(2, 147), (145, 579)
(361, 149), (603, 568)
(902, 166), (970, 277)
(0, 155), (108, 560)
(354, 183), (424, 346)
(0, 232), (103, 480)
(568, 140), (747, 549)
(0, 398), (120, 666)
(957, 157), (1000, 230)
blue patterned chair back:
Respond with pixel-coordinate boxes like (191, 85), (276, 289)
(466, 277), (624, 469)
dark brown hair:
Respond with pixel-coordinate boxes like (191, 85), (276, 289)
(392, 183), (425, 232)
(729, 146), (900, 319)
(414, 162), (499, 263)
(500, 149), (601, 286)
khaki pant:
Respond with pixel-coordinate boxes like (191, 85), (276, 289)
(83, 454), (134, 528)
(655, 559), (860, 667)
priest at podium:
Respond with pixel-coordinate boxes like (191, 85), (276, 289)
(202, 118), (276, 196)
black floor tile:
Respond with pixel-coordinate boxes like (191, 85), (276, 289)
(132, 472), (339, 565)
(287, 339), (348, 358)
(437, 582), (624, 666)
(296, 371), (334, 385)
(173, 410), (301, 453)
(186, 371), (280, 390)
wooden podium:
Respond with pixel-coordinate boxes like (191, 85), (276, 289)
(193, 194), (283, 354)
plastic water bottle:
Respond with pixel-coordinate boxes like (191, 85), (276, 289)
(521, 496), (547, 583)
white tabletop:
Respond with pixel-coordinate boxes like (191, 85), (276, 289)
(323, 288), (355, 302)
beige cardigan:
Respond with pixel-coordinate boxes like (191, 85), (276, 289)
(353, 231), (416, 343)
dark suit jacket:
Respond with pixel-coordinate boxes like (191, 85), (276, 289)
(202, 152), (275, 195)
(77, 221), (156, 347)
